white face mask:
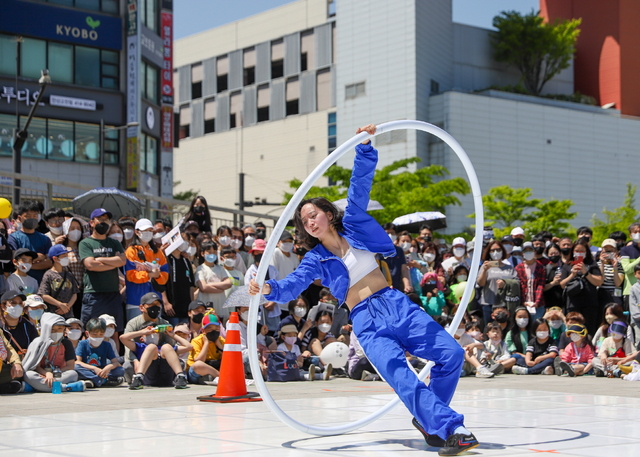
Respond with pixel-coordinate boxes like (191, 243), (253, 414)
(536, 331), (549, 340)
(123, 228), (135, 240)
(49, 226), (63, 235)
(549, 320), (563, 329)
(605, 315), (616, 324)
(453, 247), (465, 258)
(318, 323), (332, 333)
(455, 328), (465, 337)
(570, 333), (582, 343)
(59, 257), (70, 267)
(456, 274), (468, 282)
(5, 305), (23, 319)
(294, 307), (306, 317)
(67, 329), (82, 341)
(50, 332), (64, 343)
(139, 231), (154, 243)
(109, 233), (124, 243)
(178, 240), (189, 252)
(68, 229), (82, 242)
(516, 317), (529, 328)
(223, 258), (236, 268)
(400, 242), (411, 252)
(244, 236), (255, 248)
(153, 232), (165, 241)
(18, 262), (32, 273)
(104, 327), (115, 338)
(490, 251), (503, 261)
(388, 234), (397, 242)
(280, 242), (293, 253)
(218, 236), (231, 246)
(423, 253), (436, 263)
(523, 251), (535, 261)
(240, 311), (249, 321)
(89, 336), (104, 347)
(632, 232), (640, 243)
(28, 308), (44, 320)
(503, 244), (514, 254)
(230, 239), (242, 250)
(186, 246), (196, 257)
(284, 336), (297, 345)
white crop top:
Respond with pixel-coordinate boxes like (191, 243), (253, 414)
(342, 246), (378, 288)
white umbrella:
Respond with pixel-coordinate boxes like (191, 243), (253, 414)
(332, 198), (384, 211)
(392, 211), (447, 232)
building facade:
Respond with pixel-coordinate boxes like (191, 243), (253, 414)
(0, 0), (173, 203)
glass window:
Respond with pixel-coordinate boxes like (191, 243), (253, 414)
(48, 42), (73, 84)
(0, 35), (17, 76)
(49, 0), (74, 6)
(75, 46), (100, 87)
(146, 135), (157, 174)
(75, 122), (100, 163)
(20, 116), (48, 158)
(102, 0), (118, 14)
(141, 61), (159, 104)
(48, 118), (74, 160)
(21, 38), (46, 80)
(141, 0), (157, 32)
(103, 127), (119, 164)
(75, 0), (100, 11)
(0, 113), (16, 156)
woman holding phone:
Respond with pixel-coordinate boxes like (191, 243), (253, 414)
(476, 240), (517, 325)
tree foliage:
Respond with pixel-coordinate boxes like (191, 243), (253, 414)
(591, 183), (640, 245)
(173, 181), (200, 202)
(283, 158), (470, 225)
(491, 10), (581, 96)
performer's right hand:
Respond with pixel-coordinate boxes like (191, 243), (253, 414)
(356, 124), (377, 144)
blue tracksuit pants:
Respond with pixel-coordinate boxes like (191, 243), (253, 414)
(350, 287), (465, 439)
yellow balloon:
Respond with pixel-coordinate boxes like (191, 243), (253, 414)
(0, 198), (12, 219)
(452, 281), (475, 304)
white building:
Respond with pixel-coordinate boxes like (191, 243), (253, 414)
(174, 0), (640, 232)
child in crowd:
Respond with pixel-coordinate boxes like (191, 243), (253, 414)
(419, 272), (446, 317)
(173, 323), (192, 364)
(24, 295), (47, 333)
(65, 318), (84, 349)
(38, 244), (79, 319)
(195, 241), (231, 322)
(7, 249), (39, 296)
(513, 318), (558, 375)
(347, 331), (380, 381)
(445, 265), (470, 310)
(21, 313), (85, 392)
(448, 318), (494, 378)
(505, 306), (532, 367)
(480, 322), (516, 375)
(0, 290), (38, 358)
(592, 303), (632, 351)
(99, 314), (118, 355)
(186, 313), (225, 384)
(75, 318), (124, 388)
(543, 307), (566, 342)
(119, 324), (190, 389)
(557, 324), (595, 377)
(277, 324), (327, 381)
(466, 322), (483, 342)
(556, 312), (586, 357)
(300, 310), (335, 378)
(593, 321), (639, 377)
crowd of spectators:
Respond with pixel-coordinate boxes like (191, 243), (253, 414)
(1, 195), (639, 395)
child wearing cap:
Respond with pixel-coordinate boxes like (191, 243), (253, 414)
(593, 321), (639, 377)
(99, 314), (119, 355)
(558, 324), (595, 377)
(186, 312), (225, 384)
(0, 290), (38, 358)
(173, 324), (192, 363)
(65, 318), (84, 349)
(7, 248), (39, 296)
(24, 295), (47, 333)
(38, 245), (79, 319)
(75, 318), (124, 388)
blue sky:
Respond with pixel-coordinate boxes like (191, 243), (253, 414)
(174, 0), (540, 40)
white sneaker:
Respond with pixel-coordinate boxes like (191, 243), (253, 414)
(308, 364), (316, 381)
(475, 366), (495, 378)
(512, 366), (528, 375)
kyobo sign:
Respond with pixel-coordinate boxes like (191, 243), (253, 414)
(2, 0), (122, 50)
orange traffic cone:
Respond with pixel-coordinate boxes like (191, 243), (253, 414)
(197, 312), (262, 403)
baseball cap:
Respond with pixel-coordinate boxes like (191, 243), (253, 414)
(90, 208), (112, 220)
(566, 324), (587, 337)
(249, 238), (267, 254)
(24, 295), (46, 308)
(452, 237), (466, 247)
(1, 290), (26, 302)
(511, 227), (525, 236)
(99, 314), (116, 327)
(522, 241), (534, 250)
(201, 313), (220, 329)
(280, 230), (294, 242)
(174, 323), (190, 335)
(135, 218), (154, 231)
(140, 292), (162, 305)
(66, 318), (84, 329)
(13, 248), (37, 260)
(280, 324), (297, 334)
(501, 235), (514, 244)
(188, 300), (206, 311)
(48, 244), (69, 259)
(601, 238), (617, 249)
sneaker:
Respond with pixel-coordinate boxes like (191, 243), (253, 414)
(308, 364), (316, 381)
(553, 356), (563, 376)
(173, 373), (188, 389)
(199, 374), (214, 385)
(438, 432), (480, 456)
(613, 368), (622, 378)
(323, 364), (333, 381)
(559, 361), (575, 377)
(512, 366), (528, 375)
(0, 380), (23, 394)
(83, 380), (95, 389)
(104, 376), (125, 387)
(542, 366), (554, 375)
(475, 366), (494, 378)
(361, 370), (380, 381)
(594, 367), (605, 378)
(20, 381), (34, 393)
(129, 374), (144, 390)
(65, 381), (85, 392)
(412, 417), (446, 448)
(488, 363), (504, 376)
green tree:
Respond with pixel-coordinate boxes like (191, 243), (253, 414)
(173, 181), (200, 201)
(591, 183), (640, 245)
(522, 199), (576, 238)
(283, 158), (470, 225)
(491, 10), (581, 96)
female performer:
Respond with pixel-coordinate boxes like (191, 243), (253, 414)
(249, 124), (478, 456)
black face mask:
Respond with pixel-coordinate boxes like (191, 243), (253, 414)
(423, 236), (432, 243)
(513, 238), (523, 247)
(617, 242), (625, 250)
(549, 255), (561, 264)
(534, 246), (544, 255)
(560, 247), (571, 256)
(22, 218), (39, 230)
(146, 306), (161, 319)
(194, 205), (205, 215)
(253, 253), (263, 264)
(495, 311), (508, 323)
(206, 330), (220, 342)
(191, 313), (204, 324)
(577, 236), (590, 245)
(95, 222), (110, 235)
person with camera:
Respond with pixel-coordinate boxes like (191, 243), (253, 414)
(597, 239), (624, 307)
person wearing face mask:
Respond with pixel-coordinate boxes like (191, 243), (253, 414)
(279, 296), (309, 337)
(500, 235), (519, 268)
(480, 322), (516, 375)
(543, 243), (564, 310)
(0, 290), (37, 359)
(60, 217), (86, 317)
(7, 248), (39, 296)
(441, 237), (470, 280)
(75, 317), (126, 388)
(476, 241), (517, 326)
(98, 314), (119, 355)
(510, 227), (525, 248)
(591, 303), (634, 351)
(21, 313), (85, 392)
(124, 218), (169, 322)
(230, 227), (249, 274)
(242, 224), (257, 257)
(152, 219), (169, 247)
(447, 318), (493, 378)
(8, 200), (53, 284)
(593, 321), (639, 377)
(300, 310), (336, 378)
(512, 318), (558, 375)
(531, 236), (550, 266)
(118, 218), (136, 249)
(65, 318), (84, 350)
(542, 307), (566, 342)
(195, 241), (234, 322)
(38, 245), (79, 319)
(270, 230), (300, 279)
(184, 196), (213, 234)
(515, 242), (547, 320)
(559, 239), (603, 336)
(186, 300), (207, 338)
(490, 304), (511, 333)
(0, 323), (24, 394)
(215, 225), (247, 274)
(186, 312), (225, 384)
(596, 240), (624, 308)
(557, 324), (595, 377)
(42, 208), (66, 245)
(24, 295), (47, 332)
(505, 306), (533, 368)
(79, 208), (127, 333)
(165, 236), (196, 327)
(244, 239), (281, 332)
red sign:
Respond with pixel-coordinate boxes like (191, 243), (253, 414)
(161, 11), (173, 101)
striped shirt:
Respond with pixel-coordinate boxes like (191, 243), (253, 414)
(597, 260), (623, 290)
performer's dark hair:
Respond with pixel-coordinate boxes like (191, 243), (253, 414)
(294, 197), (344, 249)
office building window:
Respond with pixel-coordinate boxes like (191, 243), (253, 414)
(257, 84), (269, 122)
(43, 0), (119, 13)
(271, 39), (284, 79)
(179, 105), (191, 139)
(103, 126), (119, 164)
(300, 30), (314, 72)
(75, 46), (100, 87)
(141, 61), (159, 104)
(217, 56), (228, 93)
(327, 0), (336, 17)
(0, 35), (16, 75)
(229, 91), (242, 128)
(191, 63), (203, 99)
(140, 133), (158, 175)
(430, 79), (440, 95)
(286, 77), (299, 116)
(345, 81), (365, 99)
(74, 121), (100, 163)
(328, 112), (336, 152)
(139, 0), (158, 32)
(21, 38), (46, 80)
(204, 98), (216, 134)
(316, 68), (331, 111)
(243, 48), (255, 86)
(48, 42), (73, 83)
(101, 50), (118, 89)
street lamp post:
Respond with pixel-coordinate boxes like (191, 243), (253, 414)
(12, 69), (51, 205)
(100, 121), (139, 187)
